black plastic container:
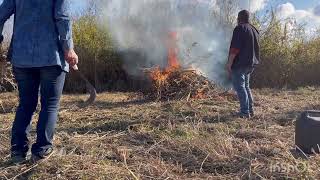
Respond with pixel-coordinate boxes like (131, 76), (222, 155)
(295, 110), (320, 154)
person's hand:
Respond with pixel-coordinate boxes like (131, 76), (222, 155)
(225, 63), (232, 79)
(64, 49), (78, 67)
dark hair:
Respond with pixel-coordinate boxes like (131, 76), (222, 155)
(238, 10), (250, 23)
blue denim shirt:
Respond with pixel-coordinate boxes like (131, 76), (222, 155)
(0, 0), (74, 72)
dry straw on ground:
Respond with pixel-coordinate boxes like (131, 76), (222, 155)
(1, 87), (320, 179)
(0, 51), (16, 93)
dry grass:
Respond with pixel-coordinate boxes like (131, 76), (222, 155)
(0, 58), (16, 93)
(1, 87), (320, 179)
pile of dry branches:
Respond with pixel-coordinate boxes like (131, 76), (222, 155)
(145, 67), (220, 100)
(0, 52), (16, 92)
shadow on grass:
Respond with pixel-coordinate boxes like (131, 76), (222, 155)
(62, 98), (153, 110)
(203, 113), (236, 124)
(0, 160), (37, 180)
(93, 99), (152, 109)
(0, 105), (16, 115)
(275, 104), (320, 127)
(56, 117), (144, 135)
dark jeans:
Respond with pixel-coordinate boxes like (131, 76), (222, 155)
(11, 66), (65, 156)
(232, 67), (254, 115)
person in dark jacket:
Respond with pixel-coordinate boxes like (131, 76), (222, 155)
(0, 0), (78, 163)
(225, 10), (260, 118)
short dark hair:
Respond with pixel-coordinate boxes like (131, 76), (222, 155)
(238, 10), (250, 23)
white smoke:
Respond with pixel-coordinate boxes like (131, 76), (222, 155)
(99, 0), (258, 88)
(250, 0), (268, 12)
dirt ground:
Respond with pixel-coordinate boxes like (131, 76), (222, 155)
(1, 87), (320, 179)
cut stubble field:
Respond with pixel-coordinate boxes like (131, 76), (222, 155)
(1, 87), (320, 179)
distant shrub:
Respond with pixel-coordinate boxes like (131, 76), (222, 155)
(65, 15), (129, 93)
(252, 12), (320, 88)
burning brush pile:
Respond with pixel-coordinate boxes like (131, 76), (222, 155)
(144, 32), (221, 101)
(146, 66), (219, 100)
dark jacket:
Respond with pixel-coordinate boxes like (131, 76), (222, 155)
(230, 23), (260, 69)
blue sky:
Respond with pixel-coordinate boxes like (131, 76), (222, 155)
(285, 0), (318, 9)
(251, 0), (319, 12)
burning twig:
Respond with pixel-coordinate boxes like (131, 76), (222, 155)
(145, 66), (219, 101)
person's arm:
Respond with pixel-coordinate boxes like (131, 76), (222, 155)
(54, 0), (73, 51)
(54, 0), (78, 67)
(226, 26), (242, 78)
(227, 48), (240, 67)
(0, 0), (15, 44)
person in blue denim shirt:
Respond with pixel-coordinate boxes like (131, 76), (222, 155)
(225, 10), (260, 119)
(0, 0), (79, 163)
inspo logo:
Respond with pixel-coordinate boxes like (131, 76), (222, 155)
(269, 162), (308, 174)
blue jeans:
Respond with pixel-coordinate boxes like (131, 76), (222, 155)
(232, 67), (254, 115)
(11, 66), (65, 156)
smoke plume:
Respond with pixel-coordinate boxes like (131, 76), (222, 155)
(99, 0), (252, 88)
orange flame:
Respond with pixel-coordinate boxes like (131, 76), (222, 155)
(149, 31), (181, 83)
(167, 31), (180, 70)
(150, 66), (169, 84)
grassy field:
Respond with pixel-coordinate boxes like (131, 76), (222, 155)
(1, 87), (320, 179)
